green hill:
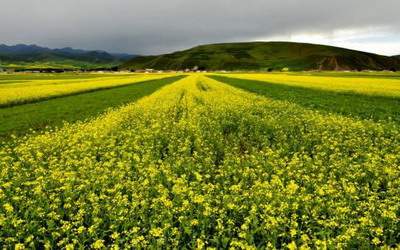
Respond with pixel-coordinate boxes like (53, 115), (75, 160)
(121, 42), (400, 71)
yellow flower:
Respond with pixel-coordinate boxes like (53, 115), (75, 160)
(150, 227), (163, 238)
(287, 241), (297, 250)
(111, 232), (120, 240)
(372, 237), (381, 245)
(193, 195), (205, 204)
(191, 219), (199, 226)
(92, 240), (105, 249)
(196, 239), (205, 249)
(14, 244), (25, 250)
(65, 244), (74, 250)
(287, 181), (298, 194)
(3, 203), (14, 213)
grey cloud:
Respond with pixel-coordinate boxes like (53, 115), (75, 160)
(1, 0), (399, 54)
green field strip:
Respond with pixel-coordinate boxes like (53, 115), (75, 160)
(208, 75), (400, 123)
(0, 75), (185, 136)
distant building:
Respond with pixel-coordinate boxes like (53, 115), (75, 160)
(281, 67), (290, 72)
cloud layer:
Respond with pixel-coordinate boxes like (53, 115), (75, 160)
(1, 0), (400, 55)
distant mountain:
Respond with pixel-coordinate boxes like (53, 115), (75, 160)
(393, 55), (400, 60)
(110, 52), (138, 61)
(121, 42), (400, 71)
(0, 44), (137, 69)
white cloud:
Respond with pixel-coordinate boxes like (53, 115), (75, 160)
(259, 27), (400, 56)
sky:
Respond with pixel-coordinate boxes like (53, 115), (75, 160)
(1, 0), (400, 56)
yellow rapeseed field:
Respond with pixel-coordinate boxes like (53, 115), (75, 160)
(0, 73), (174, 106)
(0, 75), (399, 248)
(221, 73), (400, 97)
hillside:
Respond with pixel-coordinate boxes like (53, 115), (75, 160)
(394, 55), (400, 60)
(121, 42), (400, 71)
(0, 44), (136, 70)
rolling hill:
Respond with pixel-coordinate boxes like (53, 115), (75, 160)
(0, 44), (137, 70)
(121, 42), (400, 71)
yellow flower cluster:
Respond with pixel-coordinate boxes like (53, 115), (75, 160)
(0, 73), (174, 106)
(0, 75), (399, 248)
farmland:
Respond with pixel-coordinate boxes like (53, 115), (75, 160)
(210, 73), (400, 122)
(0, 73), (399, 248)
(0, 75), (184, 136)
(0, 73), (174, 107)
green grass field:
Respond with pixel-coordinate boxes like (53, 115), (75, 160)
(0, 72), (399, 249)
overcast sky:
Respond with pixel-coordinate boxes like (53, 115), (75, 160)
(1, 0), (400, 55)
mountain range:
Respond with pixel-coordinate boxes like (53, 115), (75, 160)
(121, 42), (400, 71)
(0, 44), (136, 69)
(1, 42), (399, 71)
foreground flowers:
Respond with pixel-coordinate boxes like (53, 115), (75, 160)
(0, 75), (399, 248)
